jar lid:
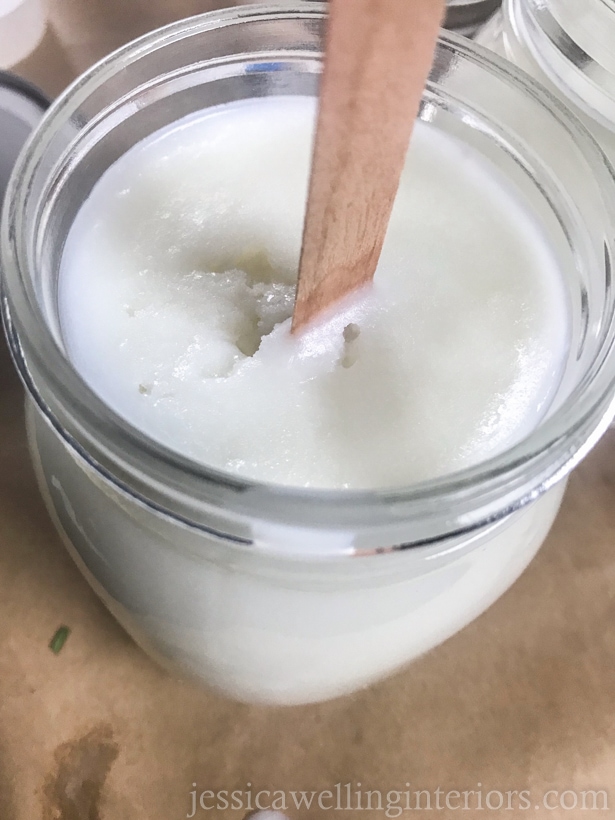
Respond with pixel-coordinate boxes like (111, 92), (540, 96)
(0, 71), (48, 213)
(445, 0), (501, 34)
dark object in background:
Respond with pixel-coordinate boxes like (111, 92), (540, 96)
(445, 0), (502, 37)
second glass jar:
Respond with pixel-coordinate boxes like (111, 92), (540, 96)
(477, 0), (615, 163)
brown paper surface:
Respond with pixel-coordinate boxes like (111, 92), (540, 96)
(2, 3), (615, 818)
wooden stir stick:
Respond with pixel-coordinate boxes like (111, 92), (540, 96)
(292, 0), (446, 334)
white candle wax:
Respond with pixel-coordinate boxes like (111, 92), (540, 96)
(58, 96), (568, 489)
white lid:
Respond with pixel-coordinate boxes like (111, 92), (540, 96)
(0, 72), (48, 213)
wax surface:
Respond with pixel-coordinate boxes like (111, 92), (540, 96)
(59, 97), (568, 489)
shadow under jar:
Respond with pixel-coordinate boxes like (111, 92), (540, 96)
(3, 4), (615, 705)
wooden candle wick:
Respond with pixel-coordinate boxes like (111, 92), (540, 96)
(292, 0), (445, 334)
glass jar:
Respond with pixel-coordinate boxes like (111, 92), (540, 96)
(3, 3), (615, 705)
(477, 0), (615, 163)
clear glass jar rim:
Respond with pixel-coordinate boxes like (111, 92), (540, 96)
(509, 0), (615, 132)
(3, 3), (615, 544)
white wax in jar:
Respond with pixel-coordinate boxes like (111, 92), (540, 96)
(59, 96), (569, 489)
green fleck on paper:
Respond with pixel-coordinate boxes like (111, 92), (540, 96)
(49, 626), (71, 655)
